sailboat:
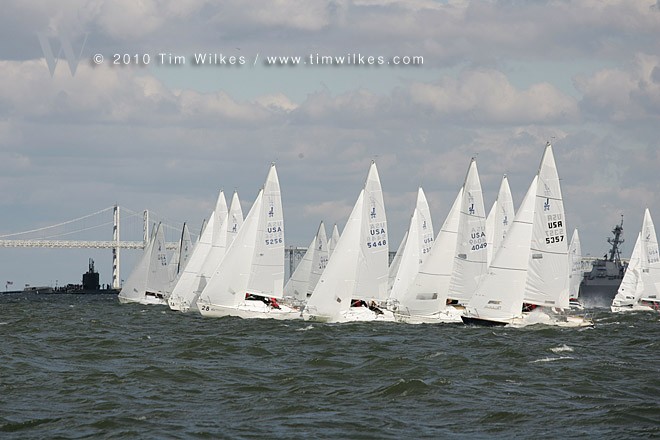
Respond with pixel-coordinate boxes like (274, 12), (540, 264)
(197, 164), (299, 319)
(283, 221), (329, 303)
(168, 190), (244, 313)
(388, 188), (434, 312)
(523, 143), (570, 310)
(302, 162), (394, 323)
(611, 209), (660, 312)
(568, 229), (584, 310)
(392, 189), (463, 323)
(486, 175), (515, 267)
(118, 222), (170, 305)
(168, 191), (225, 311)
(188, 191), (231, 312)
(463, 143), (592, 327)
(447, 158), (487, 305)
(462, 176), (538, 326)
(522, 144), (592, 326)
(168, 214), (214, 311)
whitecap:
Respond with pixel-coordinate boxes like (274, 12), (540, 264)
(550, 344), (573, 353)
(530, 356), (573, 363)
(426, 351), (445, 359)
(296, 325), (314, 332)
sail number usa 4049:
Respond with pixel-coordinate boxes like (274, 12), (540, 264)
(470, 227), (487, 251)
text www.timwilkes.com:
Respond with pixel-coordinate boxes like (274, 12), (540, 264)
(103, 52), (424, 67)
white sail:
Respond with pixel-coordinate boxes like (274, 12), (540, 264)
(198, 164), (286, 315)
(639, 209), (660, 303)
(361, 161), (389, 302)
(309, 222), (329, 296)
(168, 222), (193, 285)
(398, 189), (462, 317)
(524, 143), (569, 309)
(303, 191), (365, 321)
(168, 238), (181, 284)
(567, 228), (582, 300)
(227, 190), (244, 248)
(612, 209), (660, 311)
(388, 231), (408, 294)
(285, 236), (316, 301)
(118, 222), (170, 305)
(168, 214), (215, 311)
(464, 176), (538, 323)
(192, 191), (230, 302)
(389, 188), (434, 302)
(284, 221), (329, 301)
(328, 223), (340, 257)
(390, 214), (420, 302)
(448, 158), (487, 303)
(612, 232), (642, 309)
(179, 223), (193, 275)
(486, 175), (515, 267)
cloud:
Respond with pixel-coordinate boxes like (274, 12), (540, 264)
(406, 69), (578, 124)
(3, 0), (659, 67)
(576, 53), (660, 122)
(289, 68), (578, 126)
(0, 60), (276, 126)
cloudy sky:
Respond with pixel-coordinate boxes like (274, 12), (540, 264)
(1, 0), (659, 288)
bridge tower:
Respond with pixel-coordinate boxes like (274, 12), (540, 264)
(143, 210), (149, 244)
(112, 205), (120, 289)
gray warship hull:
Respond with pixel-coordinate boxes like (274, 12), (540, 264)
(579, 282), (621, 308)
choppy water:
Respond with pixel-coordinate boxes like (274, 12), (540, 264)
(1, 293), (658, 439)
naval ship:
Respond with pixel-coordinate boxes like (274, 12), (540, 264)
(579, 217), (627, 307)
(4, 259), (119, 295)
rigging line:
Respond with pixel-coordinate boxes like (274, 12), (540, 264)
(0, 206), (115, 238)
(148, 211), (187, 230)
(118, 206), (145, 217)
(43, 221), (115, 239)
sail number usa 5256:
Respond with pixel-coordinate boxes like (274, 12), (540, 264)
(265, 221), (283, 246)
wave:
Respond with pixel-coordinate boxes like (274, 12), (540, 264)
(529, 356), (574, 363)
(550, 344), (574, 353)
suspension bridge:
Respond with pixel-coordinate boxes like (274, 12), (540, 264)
(0, 206), (315, 291)
(0, 206), (194, 289)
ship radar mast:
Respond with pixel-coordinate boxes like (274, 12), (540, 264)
(607, 215), (624, 263)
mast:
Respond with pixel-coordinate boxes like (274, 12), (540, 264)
(607, 215), (624, 263)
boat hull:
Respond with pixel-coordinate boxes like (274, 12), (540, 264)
(198, 301), (302, 320)
(118, 293), (168, 306)
(461, 315), (507, 327)
(393, 308), (463, 324)
(611, 304), (659, 313)
(302, 306), (396, 323)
